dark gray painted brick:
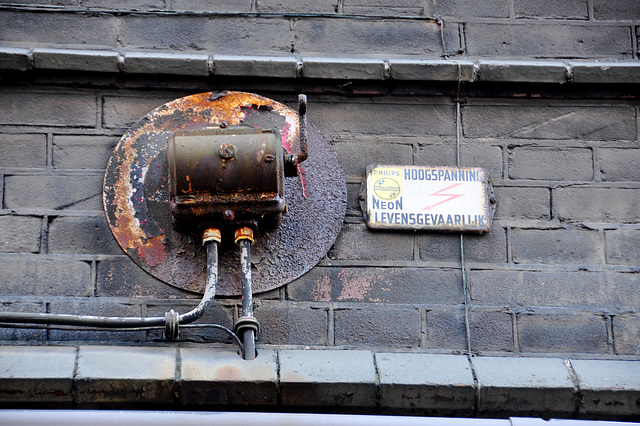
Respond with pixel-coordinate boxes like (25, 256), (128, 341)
(593, 0), (640, 20)
(470, 311), (514, 352)
(426, 308), (467, 350)
(470, 270), (640, 309)
(509, 147), (593, 181)
(254, 304), (328, 345)
(346, 183), (361, 212)
(52, 135), (119, 170)
(465, 24), (632, 58)
(48, 301), (145, 342)
(48, 216), (122, 255)
(416, 143), (456, 166)
(0, 256), (91, 296)
(334, 307), (421, 347)
(429, 309), (515, 353)
(418, 227), (507, 263)
(0, 216), (42, 253)
(554, 187), (640, 222)
(169, 0), (252, 12)
(102, 95), (179, 129)
(460, 145), (504, 179)
(294, 18), (458, 57)
(463, 105), (636, 141)
(612, 315), (640, 355)
(120, 16), (292, 54)
(83, 0), (164, 8)
(493, 186), (550, 220)
(0, 11), (119, 47)
(0, 92), (96, 127)
(512, 229), (603, 265)
(287, 267), (462, 305)
(333, 141), (413, 178)
(4, 174), (103, 211)
(0, 302), (45, 342)
(605, 229), (640, 266)
(328, 223), (414, 261)
(517, 313), (609, 354)
(0, 134), (47, 168)
(0, 47), (29, 71)
(311, 102), (456, 138)
(258, 0), (337, 13)
(146, 303), (233, 343)
(97, 258), (198, 299)
(423, 0), (509, 18)
(0, 0), (78, 4)
(515, 0), (588, 19)
(599, 148), (640, 181)
(344, 2), (424, 17)
(33, 48), (119, 73)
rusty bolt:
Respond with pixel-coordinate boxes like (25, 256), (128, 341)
(224, 209), (234, 220)
(490, 196), (497, 204)
(264, 154), (275, 163)
(220, 121), (228, 128)
(219, 143), (236, 159)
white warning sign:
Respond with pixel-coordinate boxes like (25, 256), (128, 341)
(361, 165), (495, 233)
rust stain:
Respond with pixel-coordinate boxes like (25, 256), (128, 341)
(137, 235), (168, 267)
(215, 366), (241, 380)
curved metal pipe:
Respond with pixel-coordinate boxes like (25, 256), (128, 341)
(0, 240), (219, 332)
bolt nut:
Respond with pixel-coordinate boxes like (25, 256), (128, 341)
(219, 143), (236, 159)
(224, 209), (234, 220)
(264, 154), (275, 163)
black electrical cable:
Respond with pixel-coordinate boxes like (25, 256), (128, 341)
(0, 241), (220, 335)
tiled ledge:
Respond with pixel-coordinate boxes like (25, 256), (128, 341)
(0, 345), (638, 418)
(1, 46), (640, 83)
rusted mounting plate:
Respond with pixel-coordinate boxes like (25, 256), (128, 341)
(103, 91), (346, 296)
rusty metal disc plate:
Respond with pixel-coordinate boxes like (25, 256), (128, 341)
(103, 91), (346, 295)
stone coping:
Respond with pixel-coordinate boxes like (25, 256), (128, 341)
(1, 46), (640, 83)
(0, 345), (637, 418)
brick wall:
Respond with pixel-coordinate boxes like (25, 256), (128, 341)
(0, 1), (639, 361)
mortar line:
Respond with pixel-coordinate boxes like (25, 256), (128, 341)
(564, 359), (583, 416)
(39, 215), (49, 254)
(420, 306), (427, 349)
(47, 132), (54, 171)
(592, 145), (601, 182)
(328, 305), (335, 346)
(587, 0), (594, 20)
(0, 173), (4, 210)
(511, 311), (520, 354)
(71, 346), (80, 407)
(605, 314), (615, 355)
(275, 350), (283, 406)
(372, 351), (382, 412)
(632, 25), (639, 60)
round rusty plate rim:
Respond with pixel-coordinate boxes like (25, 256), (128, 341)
(103, 91), (346, 296)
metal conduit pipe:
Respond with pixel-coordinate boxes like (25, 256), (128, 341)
(234, 227), (259, 360)
(0, 233), (221, 341)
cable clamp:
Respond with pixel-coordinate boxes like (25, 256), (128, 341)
(164, 309), (180, 341)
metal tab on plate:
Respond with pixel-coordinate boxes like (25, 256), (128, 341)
(360, 165), (496, 233)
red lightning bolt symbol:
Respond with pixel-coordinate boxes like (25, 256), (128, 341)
(422, 183), (464, 211)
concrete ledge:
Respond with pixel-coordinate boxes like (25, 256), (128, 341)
(212, 54), (298, 78)
(0, 345), (638, 418)
(477, 60), (568, 83)
(279, 349), (377, 408)
(301, 57), (386, 80)
(388, 59), (475, 81)
(2, 46), (640, 84)
(474, 357), (576, 417)
(124, 52), (209, 76)
(0, 47), (29, 71)
(376, 353), (475, 415)
(33, 48), (120, 73)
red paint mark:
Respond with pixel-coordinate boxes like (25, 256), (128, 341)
(337, 273), (373, 301)
(422, 183), (464, 211)
(338, 270), (345, 278)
